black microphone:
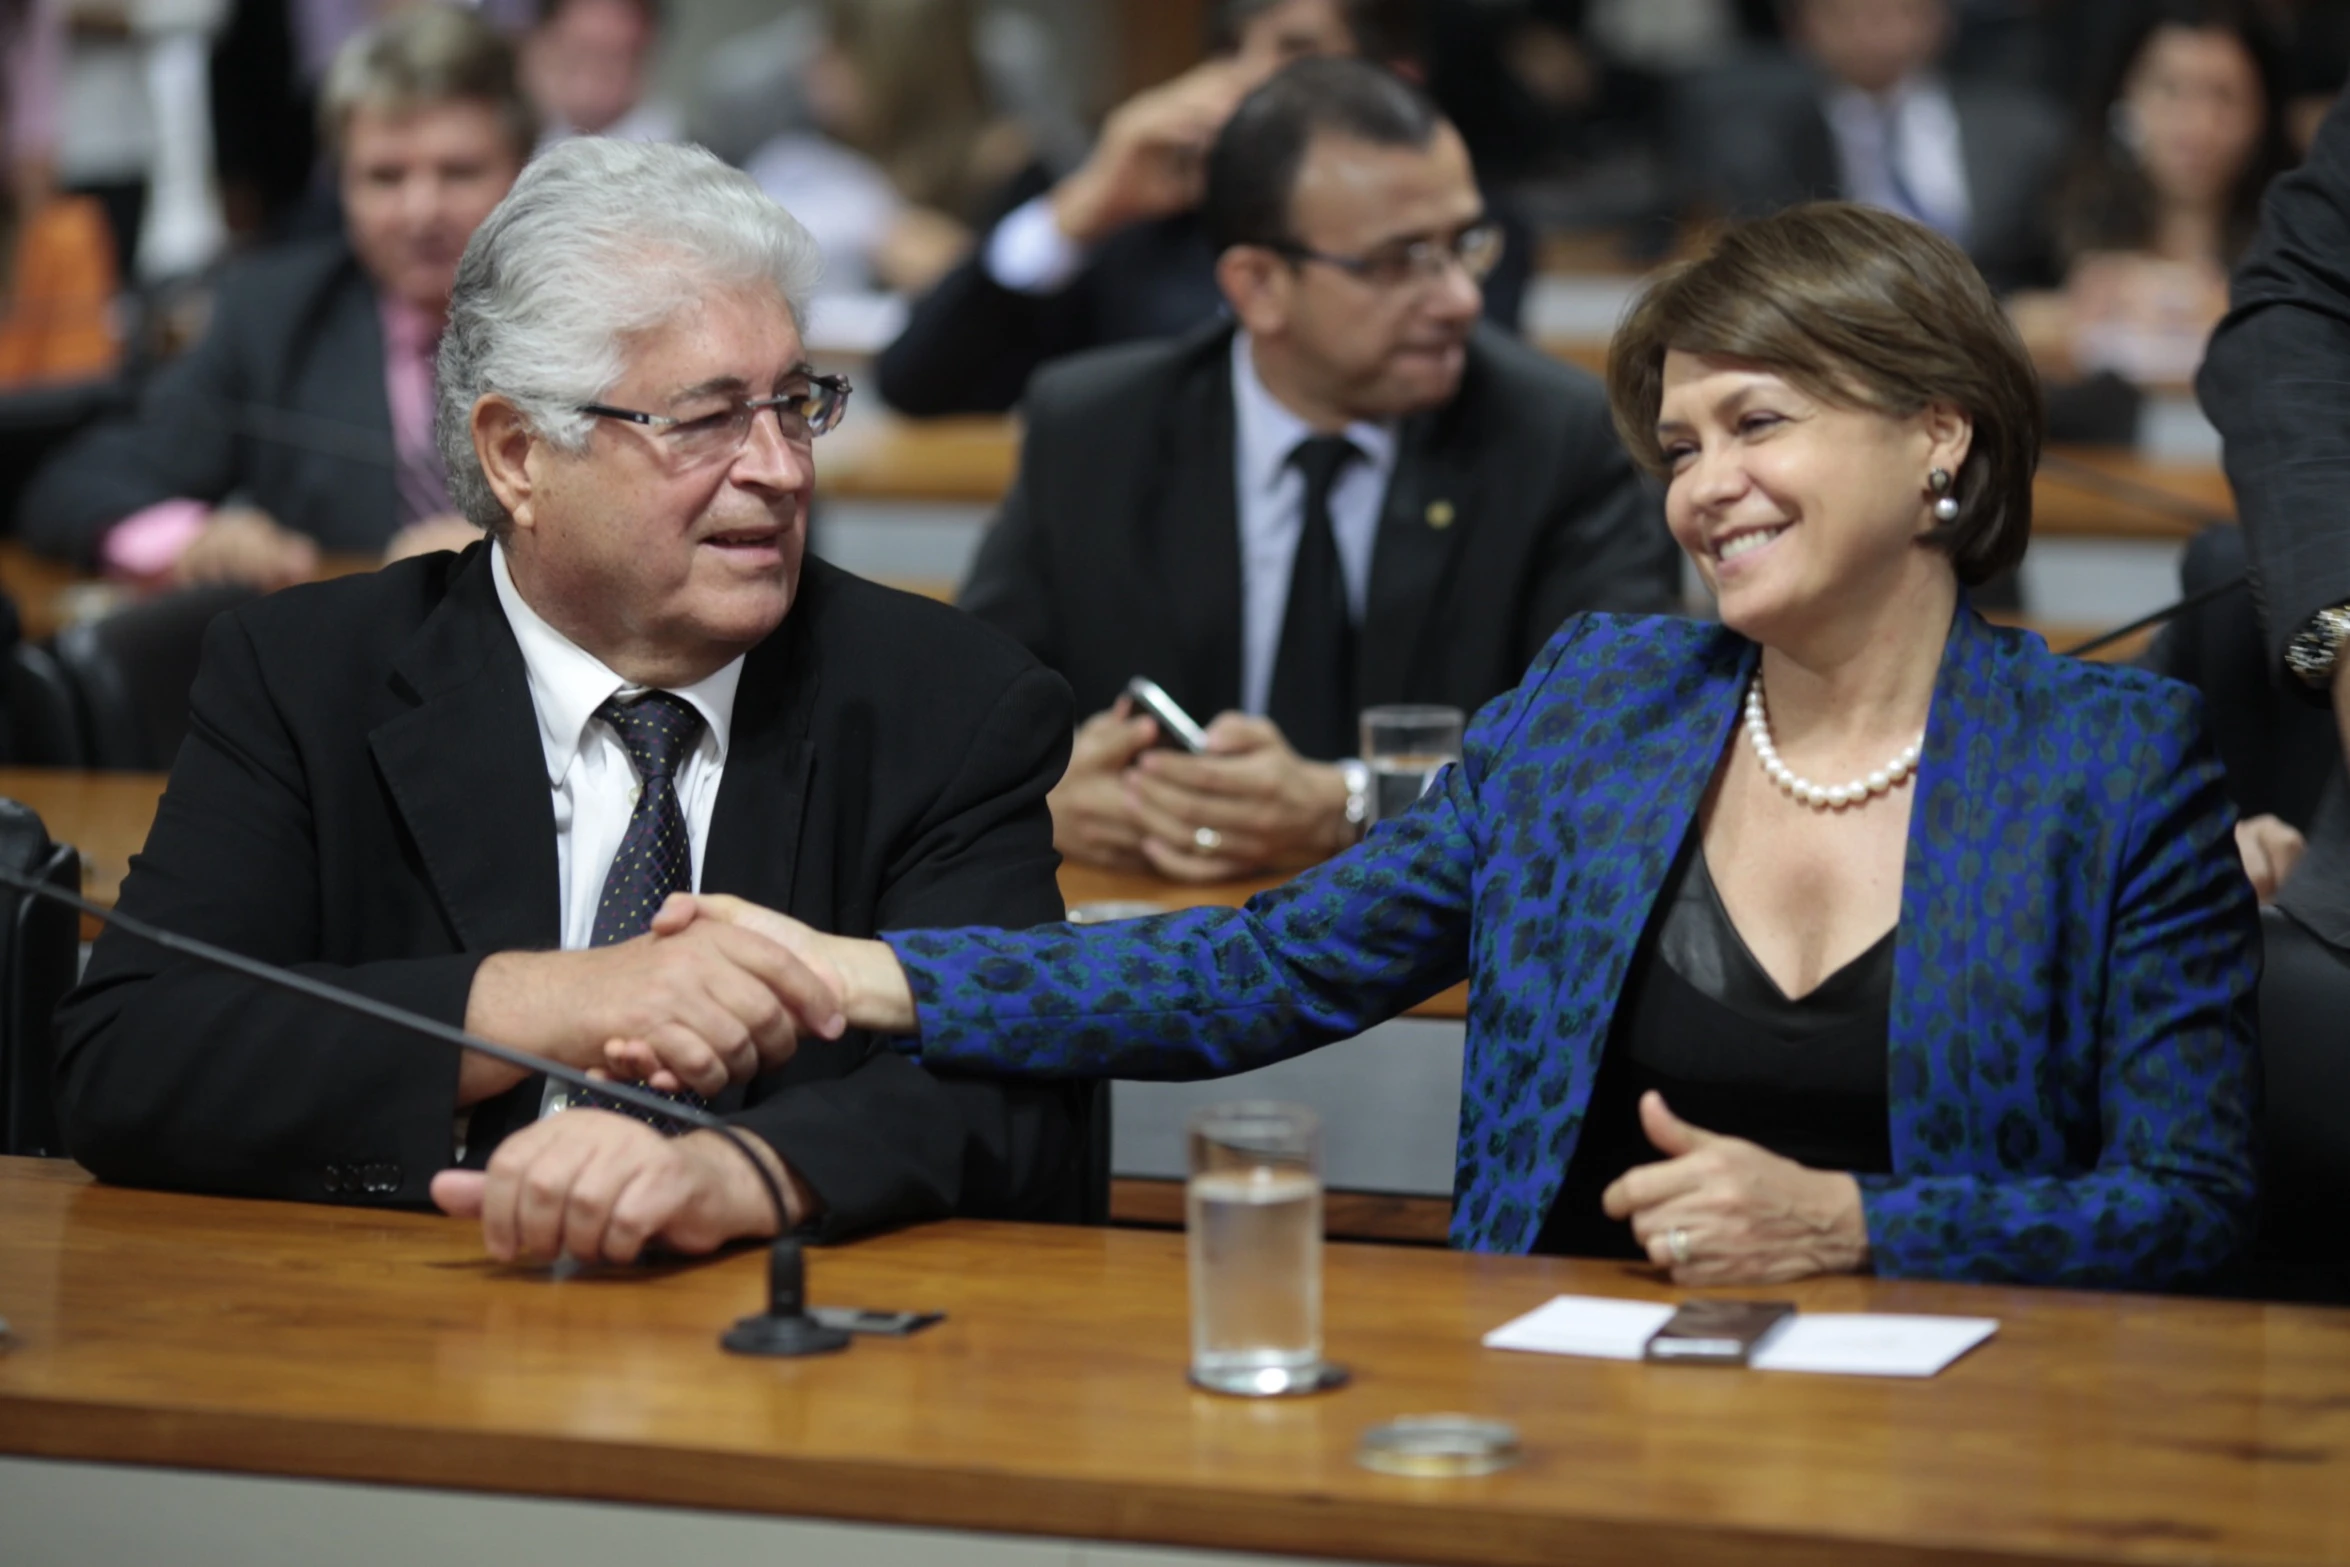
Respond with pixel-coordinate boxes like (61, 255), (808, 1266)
(2058, 573), (2248, 659)
(0, 862), (849, 1357)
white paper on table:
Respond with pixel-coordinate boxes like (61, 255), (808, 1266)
(1480, 1295), (1677, 1360)
(1481, 1295), (1996, 1378)
(1748, 1314), (1997, 1377)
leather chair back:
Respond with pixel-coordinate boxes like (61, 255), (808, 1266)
(2252, 906), (2350, 1303)
(55, 583), (255, 770)
(0, 798), (80, 1157)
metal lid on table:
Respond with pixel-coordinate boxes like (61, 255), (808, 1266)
(1356, 1414), (1522, 1477)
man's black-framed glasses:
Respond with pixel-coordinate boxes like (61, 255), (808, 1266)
(578, 371), (852, 464)
(1267, 220), (1505, 290)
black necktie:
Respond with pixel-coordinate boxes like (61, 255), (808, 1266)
(1267, 435), (1361, 762)
(578, 691), (708, 1129)
(590, 692), (705, 947)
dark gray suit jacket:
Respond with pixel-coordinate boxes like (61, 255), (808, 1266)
(1694, 68), (2065, 293)
(2199, 93), (2350, 949)
(959, 321), (1679, 731)
(54, 546), (1090, 1238)
(17, 236), (401, 566)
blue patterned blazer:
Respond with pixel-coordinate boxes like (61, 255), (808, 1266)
(888, 609), (2262, 1287)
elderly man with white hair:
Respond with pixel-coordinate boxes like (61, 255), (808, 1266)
(53, 139), (1092, 1263)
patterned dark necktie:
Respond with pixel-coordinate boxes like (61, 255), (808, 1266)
(590, 691), (703, 948)
(1266, 434), (1363, 762)
(580, 691), (707, 1128)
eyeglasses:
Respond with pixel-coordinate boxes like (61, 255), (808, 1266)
(578, 372), (853, 464)
(1266, 221), (1505, 290)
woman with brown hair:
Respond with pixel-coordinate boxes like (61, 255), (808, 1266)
(2011, 0), (2294, 386)
(742, 0), (1036, 296)
(616, 204), (2259, 1293)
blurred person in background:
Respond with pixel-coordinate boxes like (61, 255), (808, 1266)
(1690, 0), (2065, 292)
(55, 0), (229, 282)
(0, 0), (121, 386)
(2010, 0), (2293, 390)
(876, 0), (1532, 418)
(741, 0), (1032, 298)
(18, 4), (529, 586)
(523, 0), (675, 144)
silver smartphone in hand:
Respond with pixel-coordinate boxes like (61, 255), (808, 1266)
(1123, 676), (1210, 754)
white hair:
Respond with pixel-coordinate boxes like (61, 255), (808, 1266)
(435, 138), (826, 535)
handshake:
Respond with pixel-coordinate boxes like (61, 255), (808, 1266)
(458, 892), (857, 1102)
(431, 894), (913, 1266)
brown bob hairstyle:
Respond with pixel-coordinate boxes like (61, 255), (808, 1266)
(1606, 203), (2044, 587)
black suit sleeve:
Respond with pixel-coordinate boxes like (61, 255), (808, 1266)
(1517, 395), (1679, 660)
(955, 466), (1064, 675)
(875, 255), (1097, 418)
(18, 279), (260, 566)
(2197, 93), (2350, 682)
(733, 661), (1086, 1239)
(53, 612), (486, 1202)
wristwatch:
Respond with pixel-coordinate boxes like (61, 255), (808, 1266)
(2285, 603), (2350, 689)
(1338, 759), (1373, 843)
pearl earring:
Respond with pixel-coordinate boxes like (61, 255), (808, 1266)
(1928, 467), (1959, 523)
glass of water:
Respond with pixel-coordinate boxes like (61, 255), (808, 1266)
(1359, 704), (1466, 823)
(1185, 1102), (1340, 1396)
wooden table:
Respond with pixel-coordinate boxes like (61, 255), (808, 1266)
(0, 766), (164, 919)
(0, 541), (380, 644)
(2033, 449), (2235, 540)
(1063, 860), (1470, 1023)
(0, 772), (1463, 1020)
(810, 408), (2236, 549)
(2, 1158), (2345, 1567)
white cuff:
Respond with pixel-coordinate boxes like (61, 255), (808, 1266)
(983, 194), (1089, 295)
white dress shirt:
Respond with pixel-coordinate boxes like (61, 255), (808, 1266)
(983, 192), (1090, 295)
(1229, 332), (1398, 719)
(489, 543), (744, 952)
(1822, 76), (1972, 244)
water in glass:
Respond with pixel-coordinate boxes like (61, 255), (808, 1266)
(1186, 1165), (1322, 1389)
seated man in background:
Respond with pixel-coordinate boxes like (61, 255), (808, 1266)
(18, 4), (529, 590)
(53, 138), (1090, 1263)
(875, 0), (1530, 417)
(962, 59), (1677, 883)
(524, 0), (680, 146)
(1690, 0), (2064, 294)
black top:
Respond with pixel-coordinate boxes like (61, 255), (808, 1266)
(1535, 836), (1896, 1259)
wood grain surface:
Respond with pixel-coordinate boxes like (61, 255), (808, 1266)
(0, 765), (165, 926)
(1061, 861), (1472, 1021)
(0, 769), (1475, 1019)
(1, 1159), (2344, 1566)
(799, 407), (2239, 549)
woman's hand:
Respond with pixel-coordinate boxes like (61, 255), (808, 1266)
(2234, 813), (2306, 904)
(641, 892), (919, 1037)
(1601, 1092), (1871, 1285)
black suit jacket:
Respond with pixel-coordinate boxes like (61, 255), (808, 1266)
(1697, 71), (2065, 294)
(17, 236), (400, 566)
(53, 547), (1089, 1239)
(2199, 92), (2350, 949)
(959, 322), (1678, 729)
(874, 206), (1535, 419)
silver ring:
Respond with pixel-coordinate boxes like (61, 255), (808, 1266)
(1667, 1226), (1692, 1267)
(1192, 826), (1223, 853)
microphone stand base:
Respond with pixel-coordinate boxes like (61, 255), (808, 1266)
(722, 1312), (853, 1358)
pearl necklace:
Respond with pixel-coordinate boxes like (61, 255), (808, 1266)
(1743, 675), (1922, 812)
